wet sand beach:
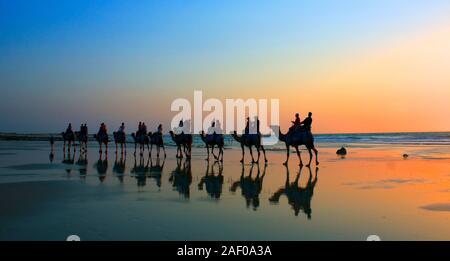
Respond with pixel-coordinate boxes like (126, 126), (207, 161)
(0, 138), (449, 240)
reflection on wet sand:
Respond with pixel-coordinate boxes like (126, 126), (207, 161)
(270, 166), (318, 219)
(230, 163), (266, 210)
(77, 151), (88, 179)
(198, 161), (224, 199)
(113, 152), (126, 183)
(131, 154), (149, 187)
(169, 158), (192, 198)
(62, 148), (76, 174)
(95, 153), (108, 182)
(149, 157), (165, 189)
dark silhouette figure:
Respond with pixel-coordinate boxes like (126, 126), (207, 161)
(49, 136), (55, 163)
(300, 112), (313, 131)
(200, 128), (224, 162)
(231, 131), (267, 164)
(94, 123), (109, 154)
(61, 123), (75, 152)
(169, 131), (192, 159)
(290, 113), (301, 132)
(169, 158), (192, 198)
(198, 161), (224, 199)
(148, 124), (167, 158)
(269, 165), (318, 219)
(75, 123), (88, 153)
(230, 163), (266, 210)
(113, 122), (127, 154)
(278, 112), (318, 166)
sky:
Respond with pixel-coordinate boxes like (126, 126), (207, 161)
(0, 0), (449, 133)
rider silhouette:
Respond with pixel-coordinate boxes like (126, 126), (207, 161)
(300, 112), (313, 131)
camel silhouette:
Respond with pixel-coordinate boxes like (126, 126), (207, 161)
(131, 132), (149, 156)
(169, 131), (192, 159)
(61, 130), (75, 152)
(93, 132), (108, 154)
(200, 130), (224, 162)
(113, 131), (127, 154)
(147, 132), (167, 158)
(269, 165), (318, 219)
(74, 131), (88, 153)
(278, 128), (319, 166)
(231, 131), (267, 164)
(230, 163), (266, 210)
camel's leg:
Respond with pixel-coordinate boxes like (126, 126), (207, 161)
(220, 147), (224, 162)
(206, 145), (210, 161)
(313, 146), (319, 165)
(295, 146), (303, 166)
(249, 146), (255, 164)
(240, 145), (245, 163)
(283, 145), (290, 166)
(306, 148), (313, 167)
(260, 145), (268, 164)
(212, 145), (219, 160)
(156, 146), (160, 158)
(256, 147), (261, 163)
(162, 145), (167, 158)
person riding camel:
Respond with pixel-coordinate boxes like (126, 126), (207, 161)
(300, 112), (313, 131)
(66, 123), (73, 135)
(99, 123), (107, 135)
(290, 113), (301, 132)
(117, 122), (125, 139)
(137, 122), (142, 136)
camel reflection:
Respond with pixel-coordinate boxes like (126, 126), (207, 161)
(62, 148), (76, 174)
(131, 154), (149, 187)
(230, 163), (266, 210)
(95, 153), (108, 182)
(113, 151), (126, 183)
(169, 158), (192, 198)
(269, 166), (318, 219)
(198, 161), (224, 199)
(76, 151), (88, 179)
(149, 157), (165, 189)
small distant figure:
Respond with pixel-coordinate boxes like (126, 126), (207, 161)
(403, 154), (409, 159)
(50, 135), (55, 148)
(118, 122), (125, 133)
(336, 147), (347, 156)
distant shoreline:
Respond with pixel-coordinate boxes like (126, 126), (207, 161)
(1, 131), (448, 142)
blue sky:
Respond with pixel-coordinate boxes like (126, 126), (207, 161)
(1, 0), (450, 132)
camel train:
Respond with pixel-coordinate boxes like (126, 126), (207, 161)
(59, 113), (319, 166)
